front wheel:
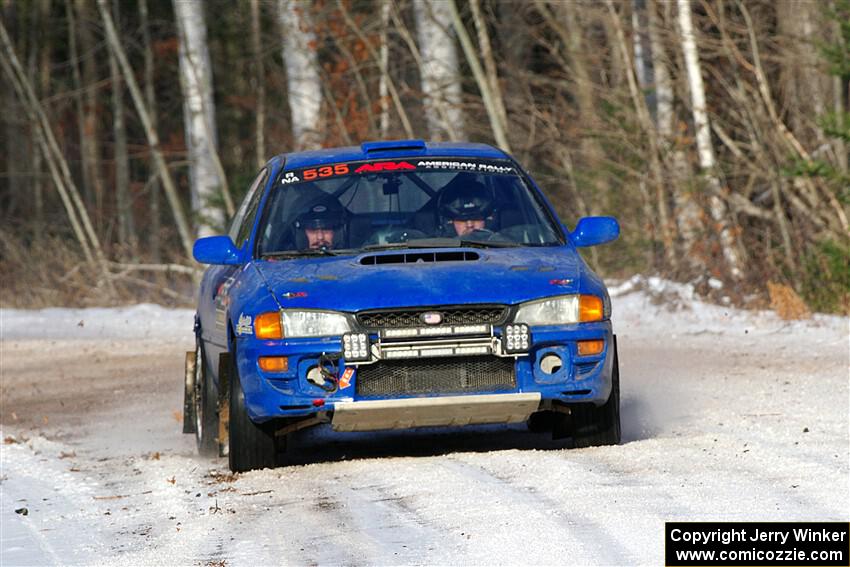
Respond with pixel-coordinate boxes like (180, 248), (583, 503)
(228, 351), (279, 472)
(571, 337), (621, 447)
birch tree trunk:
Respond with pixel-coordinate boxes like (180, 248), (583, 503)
(448, 0), (510, 151)
(174, 0), (226, 237)
(648, 0), (701, 266)
(250, 0), (266, 167)
(278, 0), (323, 150)
(413, 0), (466, 140)
(97, 0), (194, 261)
(677, 0), (744, 278)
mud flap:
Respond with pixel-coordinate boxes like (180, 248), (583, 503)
(217, 352), (231, 457)
(183, 351), (196, 434)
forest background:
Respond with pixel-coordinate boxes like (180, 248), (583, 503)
(1, 0), (848, 313)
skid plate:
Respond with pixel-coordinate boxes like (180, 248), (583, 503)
(331, 393), (541, 432)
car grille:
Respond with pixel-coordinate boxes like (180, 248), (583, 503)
(356, 305), (508, 329)
(355, 356), (516, 397)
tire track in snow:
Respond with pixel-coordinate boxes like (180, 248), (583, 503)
(443, 454), (638, 565)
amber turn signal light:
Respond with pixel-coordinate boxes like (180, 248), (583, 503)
(579, 295), (604, 322)
(254, 311), (283, 339)
(258, 356), (288, 372)
(577, 339), (604, 356)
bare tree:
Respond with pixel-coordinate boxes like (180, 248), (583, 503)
(606, 0), (675, 270)
(97, 0), (194, 261)
(108, 0), (134, 253)
(677, 0), (744, 278)
(337, 0), (414, 139)
(0, 19), (113, 288)
(76, 0), (106, 229)
(448, 0), (510, 151)
(139, 0), (160, 262)
(378, 0), (391, 137)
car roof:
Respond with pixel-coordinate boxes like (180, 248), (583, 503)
(275, 140), (510, 170)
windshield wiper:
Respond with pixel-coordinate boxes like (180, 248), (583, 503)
(261, 248), (341, 258)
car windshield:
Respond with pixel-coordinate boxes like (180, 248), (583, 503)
(256, 157), (562, 256)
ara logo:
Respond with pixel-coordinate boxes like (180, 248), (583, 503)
(354, 161), (416, 173)
(236, 313), (253, 335)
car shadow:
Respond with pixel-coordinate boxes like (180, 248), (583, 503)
(283, 423), (566, 466)
(280, 409), (657, 466)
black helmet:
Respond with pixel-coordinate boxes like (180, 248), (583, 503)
(438, 173), (495, 221)
(293, 194), (346, 248)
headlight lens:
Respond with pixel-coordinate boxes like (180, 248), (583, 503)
(280, 310), (351, 338)
(514, 294), (605, 325)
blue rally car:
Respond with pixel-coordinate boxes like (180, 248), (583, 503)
(184, 140), (621, 472)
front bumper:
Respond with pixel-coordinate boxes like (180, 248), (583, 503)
(236, 320), (615, 424)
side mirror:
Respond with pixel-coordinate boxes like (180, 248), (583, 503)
(570, 216), (620, 247)
(193, 235), (241, 265)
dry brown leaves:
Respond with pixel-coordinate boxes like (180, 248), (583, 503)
(767, 282), (811, 320)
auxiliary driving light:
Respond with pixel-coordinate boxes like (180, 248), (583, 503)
(502, 324), (531, 354)
(342, 332), (371, 362)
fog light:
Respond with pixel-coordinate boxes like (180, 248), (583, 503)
(342, 332), (371, 361)
(540, 353), (563, 374)
(502, 324), (531, 354)
(258, 356), (288, 372)
(577, 339), (604, 356)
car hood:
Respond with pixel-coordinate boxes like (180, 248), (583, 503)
(254, 247), (582, 311)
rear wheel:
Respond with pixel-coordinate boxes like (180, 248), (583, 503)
(194, 342), (218, 456)
(228, 351), (279, 472)
(570, 338), (621, 447)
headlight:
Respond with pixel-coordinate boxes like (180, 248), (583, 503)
(280, 310), (351, 338)
(514, 294), (605, 325)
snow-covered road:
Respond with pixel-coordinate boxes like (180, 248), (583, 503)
(2, 279), (848, 565)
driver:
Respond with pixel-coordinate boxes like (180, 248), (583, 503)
(293, 194), (346, 250)
(438, 173), (496, 237)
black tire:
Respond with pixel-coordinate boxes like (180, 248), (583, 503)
(228, 351), (278, 472)
(194, 342), (219, 457)
(570, 338), (621, 448)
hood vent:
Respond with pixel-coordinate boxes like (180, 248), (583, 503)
(360, 250), (480, 266)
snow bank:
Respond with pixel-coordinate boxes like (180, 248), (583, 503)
(0, 304), (194, 340)
(610, 275), (848, 343)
